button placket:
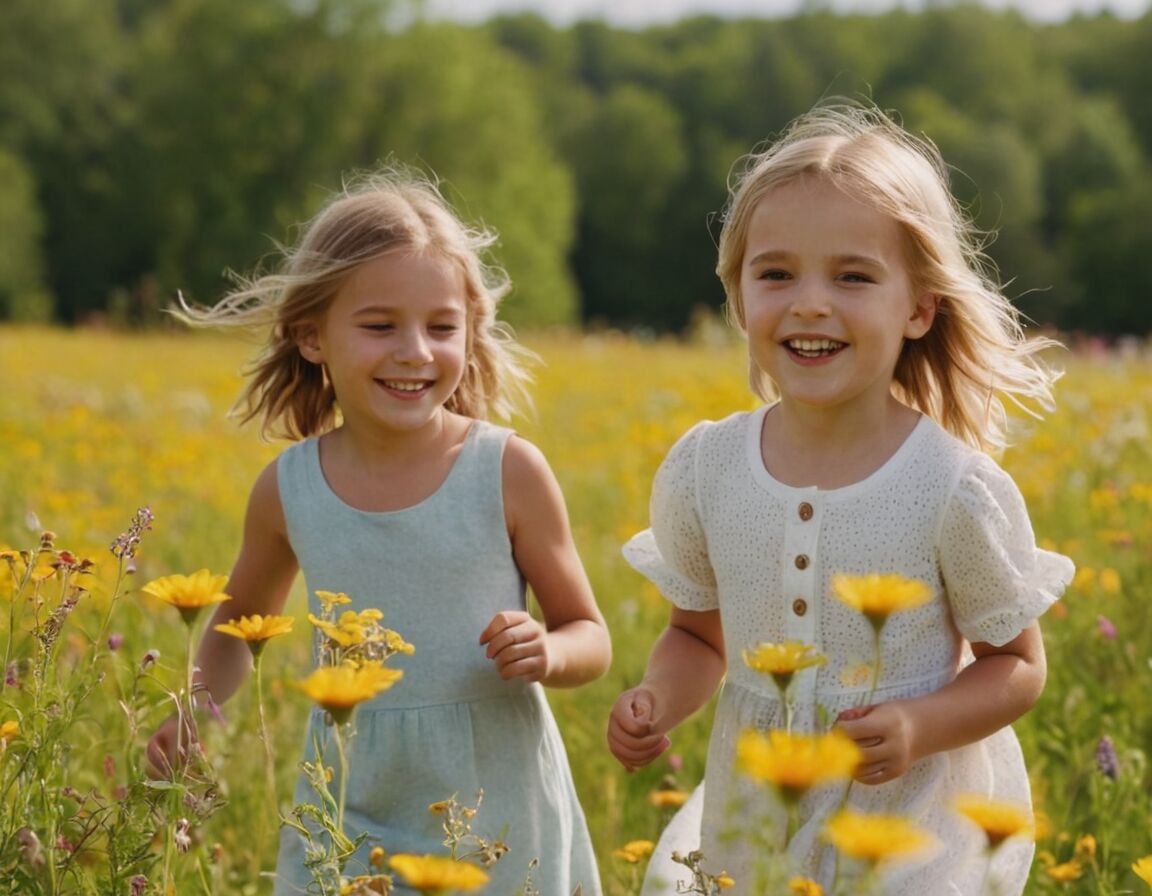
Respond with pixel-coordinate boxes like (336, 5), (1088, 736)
(781, 494), (820, 644)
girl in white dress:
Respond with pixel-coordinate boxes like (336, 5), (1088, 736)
(606, 102), (1073, 895)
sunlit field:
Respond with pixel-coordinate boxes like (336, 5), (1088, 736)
(1, 325), (1149, 894)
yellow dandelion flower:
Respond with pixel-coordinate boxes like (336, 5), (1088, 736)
(0, 720), (19, 746)
(736, 728), (860, 803)
(612, 840), (655, 863)
(789, 877), (824, 896)
(142, 569), (231, 625)
(1132, 855), (1152, 886)
(1075, 834), (1096, 861)
(742, 641), (827, 692)
(316, 590), (352, 610)
(648, 788), (690, 809)
(387, 854), (489, 892)
(296, 661), (403, 724)
(1046, 860), (1083, 882)
(954, 794), (1032, 849)
(214, 614), (294, 656)
(823, 809), (935, 866)
(831, 573), (933, 630)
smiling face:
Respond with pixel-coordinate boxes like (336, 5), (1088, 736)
(740, 175), (937, 418)
(296, 250), (469, 437)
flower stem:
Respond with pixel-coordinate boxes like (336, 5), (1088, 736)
(334, 721), (350, 834)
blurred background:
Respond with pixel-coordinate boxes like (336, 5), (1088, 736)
(3, 0), (1150, 336)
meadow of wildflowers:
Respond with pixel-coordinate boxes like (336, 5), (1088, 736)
(0, 325), (1149, 894)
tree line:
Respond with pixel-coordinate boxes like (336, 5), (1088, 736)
(2, 0), (1150, 334)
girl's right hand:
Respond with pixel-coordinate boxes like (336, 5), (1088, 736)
(607, 687), (671, 771)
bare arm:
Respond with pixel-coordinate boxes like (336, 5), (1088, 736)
(837, 623), (1047, 785)
(479, 436), (611, 688)
(607, 606), (726, 771)
(147, 461), (298, 773)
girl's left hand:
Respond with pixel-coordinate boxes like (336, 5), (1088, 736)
(835, 701), (918, 786)
(480, 610), (550, 683)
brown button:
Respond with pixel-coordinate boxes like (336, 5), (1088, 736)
(795, 554), (810, 570)
(798, 502), (813, 521)
(792, 598), (808, 616)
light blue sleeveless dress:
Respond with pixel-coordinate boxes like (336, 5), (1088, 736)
(272, 422), (601, 895)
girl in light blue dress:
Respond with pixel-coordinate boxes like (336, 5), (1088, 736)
(148, 167), (609, 894)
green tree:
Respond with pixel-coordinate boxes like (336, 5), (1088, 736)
(364, 23), (579, 327)
(0, 149), (49, 321)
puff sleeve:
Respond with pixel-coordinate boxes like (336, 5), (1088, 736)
(939, 453), (1074, 646)
(622, 422), (719, 611)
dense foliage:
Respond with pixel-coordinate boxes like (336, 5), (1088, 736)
(1, 0), (1150, 333)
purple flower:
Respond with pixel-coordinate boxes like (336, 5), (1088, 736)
(129, 875), (148, 896)
(107, 633), (124, 651)
(1097, 615), (1117, 639)
(1095, 735), (1119, 780)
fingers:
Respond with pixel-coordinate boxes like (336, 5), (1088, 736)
(607, 690), (670, 770)
(480, 613), (547, 681)
(478, 610), (531, 646)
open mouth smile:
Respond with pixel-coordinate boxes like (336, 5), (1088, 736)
(378, 379), (433, 393)
(784, 338), (846, 359)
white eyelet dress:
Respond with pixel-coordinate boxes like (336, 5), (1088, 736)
(272, 421), (601, 895)
(625, 406), (1073, 896)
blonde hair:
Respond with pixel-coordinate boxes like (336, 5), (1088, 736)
(175, 165), (533, 440)
(717, 101), (1062, 452)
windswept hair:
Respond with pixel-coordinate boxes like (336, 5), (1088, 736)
(716, 101), (1062, 452)
(174, 165), (533, 440)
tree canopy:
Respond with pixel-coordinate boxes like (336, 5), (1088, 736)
(2, 0), (1149, 334)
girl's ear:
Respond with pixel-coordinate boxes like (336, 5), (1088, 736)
(296, 325), (324, 365)
(905, 292), (938, 340)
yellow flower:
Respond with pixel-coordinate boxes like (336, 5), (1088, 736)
(296, 661), (403, 724)
(715, 873), (735, 889)
(369, 846), (386, 869)
(954, 794), (1032, 849)
(309, 610), (370, 648)
(831, 573), (933, 630)
(742, 641), (826, 692)
(736, 729), (860, 803)
(142, 569), (231, 625)
(214, 614), (295, 656)
(789, 878), (824, 896)
(1075, 834), (1096, 861)
(0, 720), (19, 746)
(613, 840), (655, 863)
(387, 854), (488, 893)
(1132, 855), (1152, 886)
(1045, 860), (1083, 882)
(823, 809), (935, 867)
(316, 590), (353, 610)
(648, 787), (690, 809)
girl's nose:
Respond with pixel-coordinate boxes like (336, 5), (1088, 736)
(395, 328), (434, 365)
(789, 280), (832, 318)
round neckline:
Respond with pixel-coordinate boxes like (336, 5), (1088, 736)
(308, 421), (480, 516)
(744, 403), (930, 500)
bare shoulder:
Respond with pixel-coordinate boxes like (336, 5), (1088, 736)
(500, 435), (567, 534)
(501, 433), (555, 485)
(246, 457), (289, 539)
